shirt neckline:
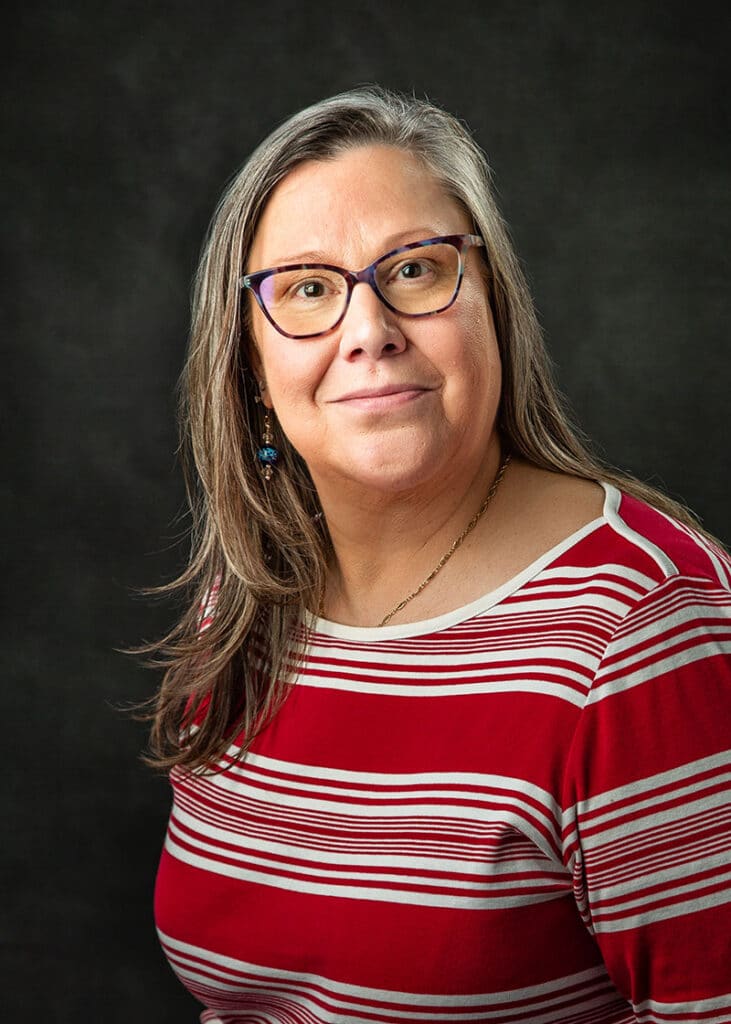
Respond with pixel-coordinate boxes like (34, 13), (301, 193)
(306, 483), (613, 643)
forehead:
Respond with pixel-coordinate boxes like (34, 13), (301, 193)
(248, 144), (470, 268)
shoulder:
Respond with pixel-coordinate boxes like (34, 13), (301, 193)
(502, 464), (730, 636)
(590, 487), (731, 694)
(509, 459), (730, 594)
(600, 484), (731, 593)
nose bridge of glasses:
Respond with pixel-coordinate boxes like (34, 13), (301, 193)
(344, 262), (387, 307)
(351, 262), (379, 286)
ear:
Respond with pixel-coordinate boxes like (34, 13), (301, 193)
(257, 379), (274, 411)
(249, 345), (275, 410)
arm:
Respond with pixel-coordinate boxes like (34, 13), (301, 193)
(561, 573), (731, 1019)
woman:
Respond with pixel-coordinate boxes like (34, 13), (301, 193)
(150, 88), (731, 1022)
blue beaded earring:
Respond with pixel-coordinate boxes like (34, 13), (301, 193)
(255, 386), (279, 481)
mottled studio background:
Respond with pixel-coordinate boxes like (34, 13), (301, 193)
(4, 1), (729, 1019)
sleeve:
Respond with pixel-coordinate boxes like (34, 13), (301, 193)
(561, 572), (731, 1021)
(198, 574), (221, 633)
(180, 576), (222, 734)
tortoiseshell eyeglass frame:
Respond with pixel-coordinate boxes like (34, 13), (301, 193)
(239, 233), (486, 340)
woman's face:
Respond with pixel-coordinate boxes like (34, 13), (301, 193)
(247, 144), (502, 499)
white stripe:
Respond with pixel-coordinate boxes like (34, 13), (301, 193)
(597, 605), (731, 664)
(602, 484), (678, 576)
(214, 773), (561, 820)
(573, 750), (731, 817)
(588, 848), (731, 901)
(602, 581), (730, 638)
(490, 578), (642, 603)
(304, 643), (599, 673)
(633, 991), (731, 1017)
(589, 636), (731, 703)
(168, 957), (628, 1024)
(170, 803), (563, 878)
(232, 754), (564, 813)
(592, 863), (731, 916)
(177, 817), (544, 859)
(574, 769), (731, 835)
(562, 753), (731, 853)
(537, 562), (659, 591)
(158, 930), (610, 1007)
(478, 593), (632, 618)
(575, 788), (731, 852)
(167, 817), (565, 893)
(593, 882), (731, 933)
(202, 776), (561, 852)
(164, 832), (563, 910)
(588, 832), (731, 888)
(298, 674), (589, 704)
(177, 782), (545, 848)
(654, 508), (731, 591)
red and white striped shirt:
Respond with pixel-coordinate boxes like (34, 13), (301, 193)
(155, 483), (731, 1023)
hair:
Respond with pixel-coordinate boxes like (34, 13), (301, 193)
(142, 85), (711, 772)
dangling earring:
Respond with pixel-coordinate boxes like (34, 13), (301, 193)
(255, 388), (279, 481)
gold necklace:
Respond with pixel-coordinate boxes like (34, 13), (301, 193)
(378, 452), (512, 627)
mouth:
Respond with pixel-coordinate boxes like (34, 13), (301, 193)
(331, 384), (433, 407)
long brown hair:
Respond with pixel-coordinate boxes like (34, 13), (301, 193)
(143, 86), (709, 771)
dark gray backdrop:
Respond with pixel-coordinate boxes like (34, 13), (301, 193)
(4, 2), (729, 1020)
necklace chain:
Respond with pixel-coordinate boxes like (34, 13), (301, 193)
(377, 452), (512, 627)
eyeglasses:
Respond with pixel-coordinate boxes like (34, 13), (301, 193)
(240, 233), (486, 340)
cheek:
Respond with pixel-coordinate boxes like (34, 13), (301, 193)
(451, 296), (502, 387)
(257, 333), (333, 418)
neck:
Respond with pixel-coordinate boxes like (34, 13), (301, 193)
(315, 439), (506, 627)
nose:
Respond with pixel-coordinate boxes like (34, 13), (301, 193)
(338, 281), (407, 362)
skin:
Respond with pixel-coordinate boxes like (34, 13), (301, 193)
(248, 145), (603, 626)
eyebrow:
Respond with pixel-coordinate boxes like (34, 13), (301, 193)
(259, 227), (446, 269)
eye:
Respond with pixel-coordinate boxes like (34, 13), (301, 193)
(281, 273), (343, 302)
(296, 279), (327, 299)
(387, 257), (438, 286)
(396, 260), (427, 280)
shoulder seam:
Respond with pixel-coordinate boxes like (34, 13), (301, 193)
(652, 507), (731, 592)
(602, 483), (678, 579)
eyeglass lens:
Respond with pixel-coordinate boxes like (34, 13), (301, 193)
(257, 242), (461, 338)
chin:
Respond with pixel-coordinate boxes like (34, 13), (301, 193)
(336, 442), (451, 495)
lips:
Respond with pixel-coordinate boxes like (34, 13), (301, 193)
(332, 384), (432, 402)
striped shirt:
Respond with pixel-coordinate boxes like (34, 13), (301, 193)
(155, 483), (731, 1022)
